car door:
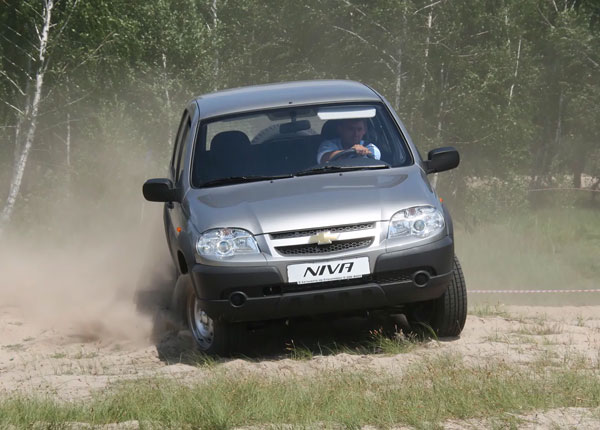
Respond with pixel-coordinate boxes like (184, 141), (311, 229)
(164, 110), (192, 264)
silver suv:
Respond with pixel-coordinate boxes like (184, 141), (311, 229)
(143, 80), (467, 354)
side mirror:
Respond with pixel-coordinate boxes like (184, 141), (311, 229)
(423, 147), (460, 174)
(143, 178), (180, 203)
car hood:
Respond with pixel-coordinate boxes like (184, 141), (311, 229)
(186, 165), (437, 235)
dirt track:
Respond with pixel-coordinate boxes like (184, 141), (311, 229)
(2, 304), (600, 429)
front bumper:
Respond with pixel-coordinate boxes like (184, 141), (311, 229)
(190, 236), (454, 322)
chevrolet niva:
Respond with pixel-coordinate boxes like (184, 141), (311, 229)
(143, 80), (467, 354)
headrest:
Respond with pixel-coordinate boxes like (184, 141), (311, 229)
(320, 120), (341, 140)
(210, 131), (251, 153)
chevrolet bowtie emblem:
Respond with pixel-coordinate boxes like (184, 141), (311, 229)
(309, 231), (339, 245)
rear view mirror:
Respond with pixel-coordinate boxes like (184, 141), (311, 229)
(143, 178), (180, 202)
(423, 147), (460, 174)
(280, 119), (311, 134)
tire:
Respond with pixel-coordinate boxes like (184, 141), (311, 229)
(172, 274), (243, 355)
(408, 255), (467, 337)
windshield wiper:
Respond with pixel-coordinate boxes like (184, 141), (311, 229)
(199, 174), (293, 188)
(296, 164), (389, 177)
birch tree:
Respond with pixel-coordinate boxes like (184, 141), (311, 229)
(0, 0), (55, 234)
(209, 0), (220, 90)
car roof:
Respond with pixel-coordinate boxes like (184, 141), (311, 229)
(192, 80), (382, 119)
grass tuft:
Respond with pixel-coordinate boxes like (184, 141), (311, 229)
(2, 344), (24, 351)
(50, 352), (67, 359)
(285, 340), (314, 360)
(185, 351), (219, 367)
(283, 325), (424, 359)
(367, 328), (419, 355)
(515, 322), (564, 336)
(469, 303), (511, 319)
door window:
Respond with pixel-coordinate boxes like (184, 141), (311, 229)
(174, 113), (191, 185)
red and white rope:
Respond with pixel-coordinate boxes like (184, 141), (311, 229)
(469, 289), (600, 294)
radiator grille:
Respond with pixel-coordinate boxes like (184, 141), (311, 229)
(270, 223), (375, 240)
(275, 238), (373, 256)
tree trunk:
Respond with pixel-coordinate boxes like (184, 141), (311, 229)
(12, 59), (32, 166)
(546, 89), (564, 183)
(437, 63), (445, 142)
(162, 53), (173, 146)
(573, 163), (582, 188)
(432, 63), (446, 190)
(529, 88), (564, 195)
(66, 114), (71, 168)
(508, 37), (522, 105)
(0, 0), (54, 234)
(211, 0), (219, 91)
(420, 10), (433, 98)
(393, 47), (402, 110)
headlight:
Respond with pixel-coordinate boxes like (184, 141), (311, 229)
(196, 228), (259, 258)
(388, 206), (445, 239)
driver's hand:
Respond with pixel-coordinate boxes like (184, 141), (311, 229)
(352, 144), (370, 156)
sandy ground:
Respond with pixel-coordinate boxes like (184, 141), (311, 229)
(1, 304), (599, 428)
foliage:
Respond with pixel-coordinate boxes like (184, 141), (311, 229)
(0, 0), (599, 224)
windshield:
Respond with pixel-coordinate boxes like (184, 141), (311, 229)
(191, 103), (412, 188)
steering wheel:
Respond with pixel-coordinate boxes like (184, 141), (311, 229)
(329, 148), (375, 162)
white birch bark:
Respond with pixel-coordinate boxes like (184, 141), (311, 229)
(64, 109), (73, 196)
(420, 11), (433, 97)
(394, 47), (402, 110)
(66, 112), (71, 168)
(437, 63), (445, 141)
(12, 59), (32, 165)
(554, 89), (564, 148)
(162, 53), (173, 146)
(64, 76), (71, 169)
(508, 37), (521, 105)
(0, 0), (54, 234)
(211, 0), (219, 91)
(12, 102), (26, 164)
(432, 63), (446, 190)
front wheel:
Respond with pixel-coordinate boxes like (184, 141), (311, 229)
(172, 274), (243, 355)
(408, 255), (467, 337)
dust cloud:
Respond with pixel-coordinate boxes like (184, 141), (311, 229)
(0, 139), (173, 345)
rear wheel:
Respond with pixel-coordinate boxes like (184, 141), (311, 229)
(408, 255), (467, 337)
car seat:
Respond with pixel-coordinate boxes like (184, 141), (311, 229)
(209, 131), (252, 179)
(320, 120), (341, 141)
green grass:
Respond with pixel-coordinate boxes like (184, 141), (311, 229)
(366, 328), (420, 354)
(2, 343), (24, 352)
(285, 339), (314, 360)
(484, 332), (532, 345)
(469, 303), (512, 318)
(73, 350), (99, 360)
(2, 353), (599, 429)
(284, 327), (421, 359)
(514, 322), (564, 336)
(50, 352), (67, 359)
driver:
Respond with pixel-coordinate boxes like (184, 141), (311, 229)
(317, 118), (381, 163)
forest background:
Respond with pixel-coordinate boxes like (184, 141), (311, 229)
(0, 0), (599, 296)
